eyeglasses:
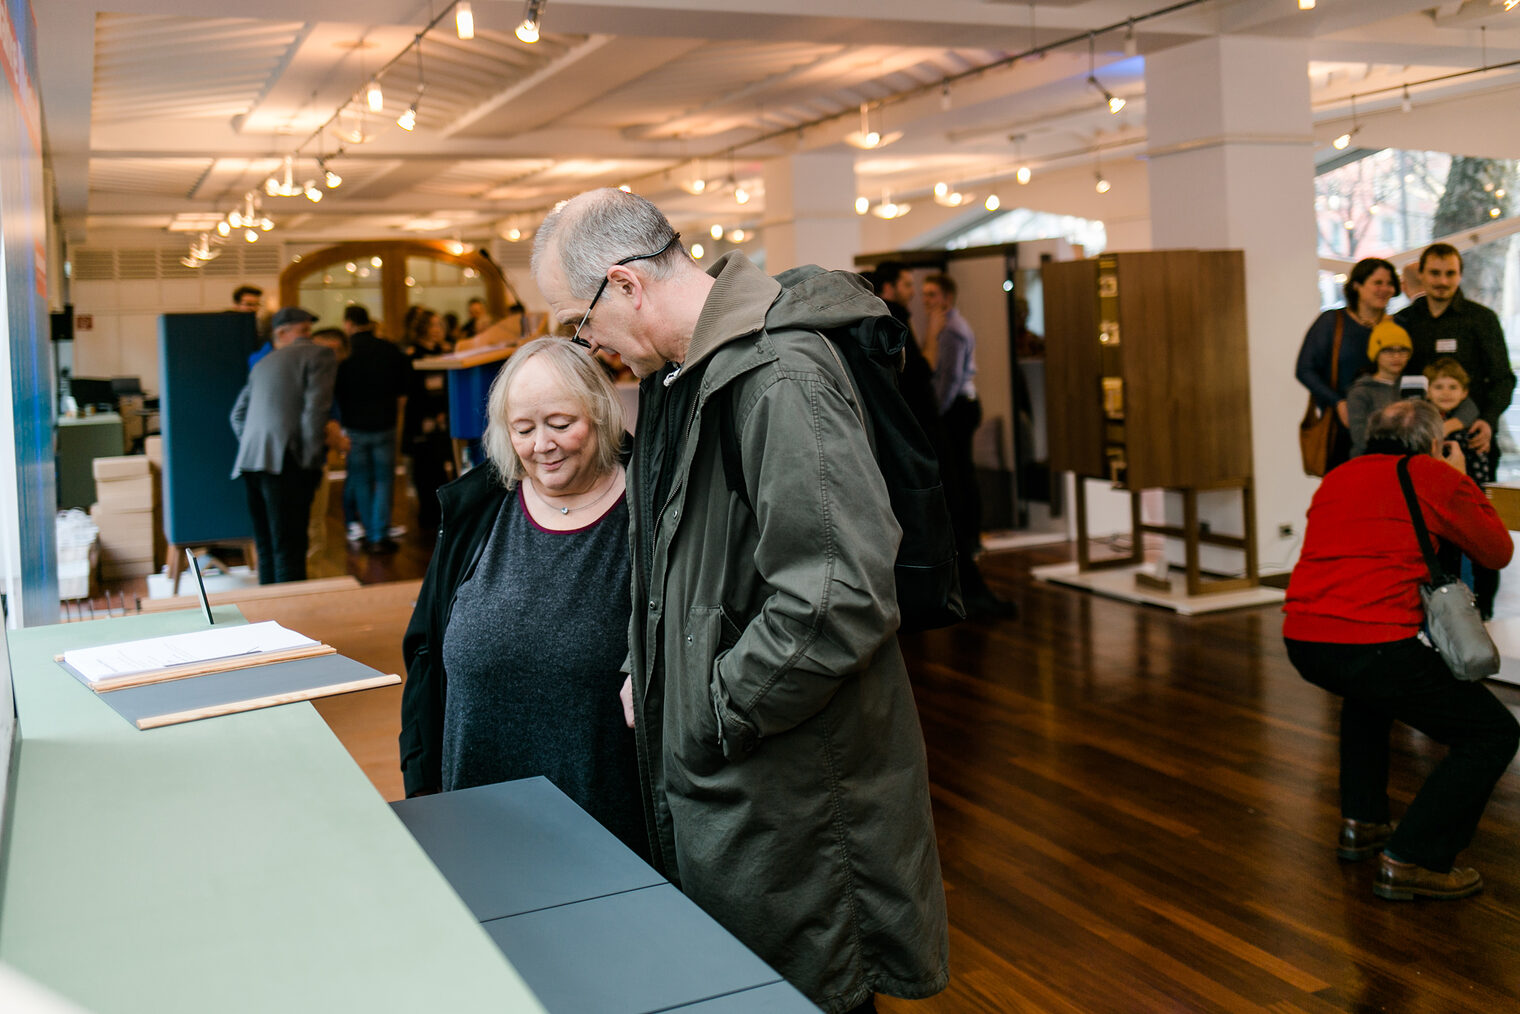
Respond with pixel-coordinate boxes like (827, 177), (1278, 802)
(566, 233), (682, 348)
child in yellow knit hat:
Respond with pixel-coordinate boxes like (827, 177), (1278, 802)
(1346, 320), (1413, 457)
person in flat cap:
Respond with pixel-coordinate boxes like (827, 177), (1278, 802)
(230, 306), (336, 583)
(1346, 319), (1414, 458)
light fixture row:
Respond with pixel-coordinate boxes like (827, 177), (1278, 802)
(182, 2), (494, 268)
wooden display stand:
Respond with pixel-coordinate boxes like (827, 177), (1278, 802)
(1046, 250), (1258, 594)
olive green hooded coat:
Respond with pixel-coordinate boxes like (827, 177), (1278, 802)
(627, 252), (949, 1013)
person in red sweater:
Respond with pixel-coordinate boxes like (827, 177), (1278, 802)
(1285, 398), (1517, 901)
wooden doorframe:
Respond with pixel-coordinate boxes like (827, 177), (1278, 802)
(278, 240), (514, 339)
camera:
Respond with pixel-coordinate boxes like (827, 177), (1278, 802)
(1400, 375), (1429, 400)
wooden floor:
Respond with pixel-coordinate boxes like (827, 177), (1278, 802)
(99, 483), (1520, 1012)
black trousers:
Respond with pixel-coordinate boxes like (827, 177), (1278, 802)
(243, 463), (321, 585)
(1285, 636), (1518, 871)
(941, 395), (983, 564)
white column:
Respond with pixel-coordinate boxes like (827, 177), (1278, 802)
(761, 151), (861, 274)
(1144, 35), (1321, 574)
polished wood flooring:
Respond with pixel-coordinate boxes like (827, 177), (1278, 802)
(100, 483), (1520, 1012)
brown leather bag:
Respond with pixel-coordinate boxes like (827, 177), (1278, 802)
(1299, 310), (1344, 477)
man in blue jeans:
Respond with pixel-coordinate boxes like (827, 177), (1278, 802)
(335, 305), (411, 553)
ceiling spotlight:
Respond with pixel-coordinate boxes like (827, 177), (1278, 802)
(228, 210), (244, 228)
(934, 186), (973, 208)
(871, 199), (911, 220)
(618, 184), (632, 192)
(1492, 207), (1503, 219)
(245, 228), (259, 243)
(324, 167), (343, 189)
(710, 224), (724, 240)
(304, 182), (323, 202)
(506, 227), (523, 241)
(398, 104), (418, 131)
(691, 243), (705, 260)
(258, 217), (275, 231)
(216, 220), (231, 237)
(1332, 130), (1356, 150)
(855, 196), (870, 215)
(845, 103), (902, 150)
(180, 257), (202, 269)
(445, 240), (465, 256)
(1017, 165), (1032, 185)
(1088, 76), (1125, 114)
(456, 1), (474, 40)
(1095, 172), (1111, 195)
(1298, 0), (1315, 9)
(934, 182), (948, 198)
(985, 194), (1001, 212)
(366, 78), (384, 113)
(730, 229), (747, 243)
(370, 256), (383, 267)
(517, 0), (544, 44)
(680, 171), (708, 196)
(734, 185), (750, 205)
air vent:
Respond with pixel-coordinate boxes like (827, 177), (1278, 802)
(116, 250), (160, 281)
(73, 249), (115, 281)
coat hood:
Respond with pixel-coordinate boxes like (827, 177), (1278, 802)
(681, 253), (892, 375)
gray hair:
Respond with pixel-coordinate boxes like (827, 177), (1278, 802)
(1365, 398), (1444, 455)
(483, 337), (626, 485)
(531, 188), (686, 298)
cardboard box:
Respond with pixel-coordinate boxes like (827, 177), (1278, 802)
(92, 455), (151, 481)
(94, 474), (156, 511)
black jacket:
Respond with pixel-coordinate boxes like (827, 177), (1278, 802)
(399, 462), (507, 796)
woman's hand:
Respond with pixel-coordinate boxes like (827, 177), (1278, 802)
(1468, 418), (1493, 455)
(1336, 400), (1349, 426)
(1443, 417), (1465, 436)
(620, 674), (635, 728)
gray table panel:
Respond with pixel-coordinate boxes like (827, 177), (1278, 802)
(390, 776), (662, 921)
(482, 884), (782, 1014)
(665, 981), (819, 1012)
(79, 654), (389, 727)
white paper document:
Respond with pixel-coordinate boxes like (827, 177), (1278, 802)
(61, 621), (319, 683)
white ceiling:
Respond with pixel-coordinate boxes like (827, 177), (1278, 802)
(32, 0), (1520, 250)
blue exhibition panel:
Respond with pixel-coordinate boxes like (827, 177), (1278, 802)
(158, 312), (261, 545)
(444, 359), (505, 440)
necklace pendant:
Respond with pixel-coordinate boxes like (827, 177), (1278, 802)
(559, 506), (569, 515)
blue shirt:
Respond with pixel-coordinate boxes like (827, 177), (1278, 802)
(932, 307), (977, 416)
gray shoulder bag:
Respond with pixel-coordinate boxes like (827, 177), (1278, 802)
(1395, 455), (1500, 681)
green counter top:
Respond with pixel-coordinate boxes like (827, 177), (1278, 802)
(0, 608), (544, 1013)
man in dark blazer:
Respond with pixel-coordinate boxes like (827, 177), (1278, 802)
(230, 306), (336, 584)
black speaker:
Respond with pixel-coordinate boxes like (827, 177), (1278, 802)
(49, 304), (73, 342)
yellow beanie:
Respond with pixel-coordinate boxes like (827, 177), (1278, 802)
(1367, 319), (1412, 359)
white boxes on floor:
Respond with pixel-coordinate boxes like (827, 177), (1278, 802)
(90, 454), (164, 580)
(56, 509), (99, 600)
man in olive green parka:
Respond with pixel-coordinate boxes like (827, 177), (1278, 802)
(532, 189), (948, 1014)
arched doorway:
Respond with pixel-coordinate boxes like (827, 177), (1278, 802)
(278, 240), (516, 340)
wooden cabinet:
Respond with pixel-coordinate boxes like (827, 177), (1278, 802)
(1043, 250), (1251, 488)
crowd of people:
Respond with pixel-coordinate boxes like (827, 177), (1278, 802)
(226, 289), (515, 581)
(1289, 242), (1517, 902)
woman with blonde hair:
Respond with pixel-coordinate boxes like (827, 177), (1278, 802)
(400, 337), (644, 856)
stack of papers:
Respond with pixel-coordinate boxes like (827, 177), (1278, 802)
(61, 621), (318, 684)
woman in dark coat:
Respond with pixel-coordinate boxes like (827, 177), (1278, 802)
(399, 337), (645, 857)
(1295, 257), (1400, 470)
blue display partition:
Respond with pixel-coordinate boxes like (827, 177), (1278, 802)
(0, 0), (58, 625)
(158, 313), (262, 550)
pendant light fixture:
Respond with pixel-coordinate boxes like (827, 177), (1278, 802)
(455, 1), (474, 40)
(845, 104), (902, 150)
